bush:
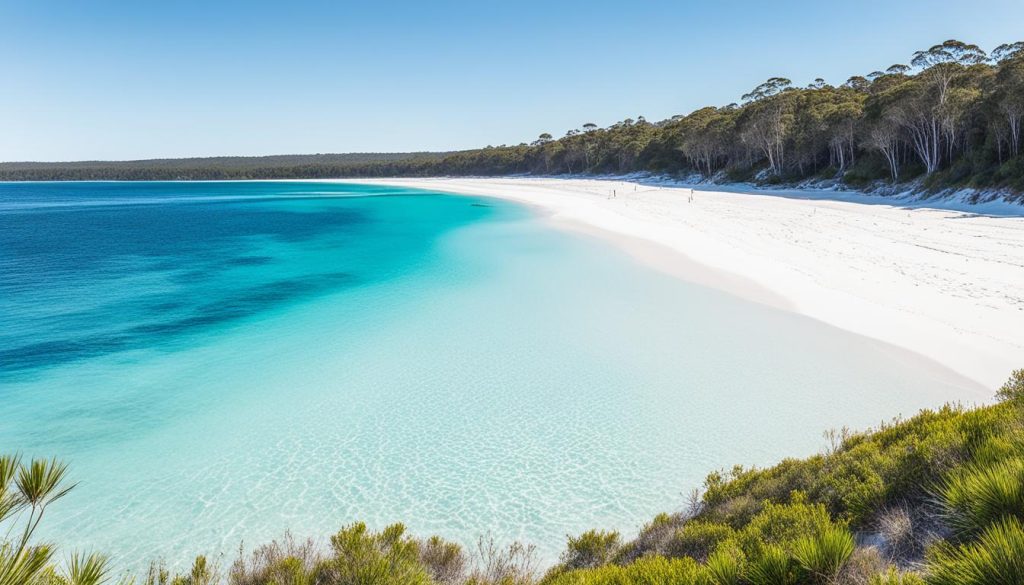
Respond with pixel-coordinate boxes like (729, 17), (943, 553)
(420, 536), (467, 585)
(996, 369), (1024, 402)
(746, 545), (798, 585)
(705, 548), (744, 585)
(665, 522), (735, 561)
(871, 568), (926, 585)
(734, 497), (836, 557)
(230, 532), (321, 585)
(925, 517), (1024, 585)
(791, 526), (856, 582)
(559, 530), (621, 570)
(320, 522), (431, 585)
(541, 556), (706, 585)
(941, 459), (1024, 538)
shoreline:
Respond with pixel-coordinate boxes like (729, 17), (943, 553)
(329, 177), (1023, 390)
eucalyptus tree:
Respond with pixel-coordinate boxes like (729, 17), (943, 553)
(902, 40), (988, 173)
(678, 107), (731, 177)
(739, 78), (795, 176)
(990, 47), (1024, 158)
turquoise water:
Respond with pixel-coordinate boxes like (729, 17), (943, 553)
(0, 181), (985, 569)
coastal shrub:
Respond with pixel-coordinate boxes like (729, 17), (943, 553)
(745, 545), (798, 585)
(540, 555), (707, 585)
(318, 522), (431, 585)
(996, 369), (1024, 401)
(836, 546), (890, 585)
(924, 517), (1024, 585)
(466, 535), (538, 585)
(704, 548), (744, 585)
(870, 568), (926, 585)
(183, 556), (219, 585)
(733, 497), (836, 556)
(613, 513), (685, 562)
(419, 536), (467, 585)
(664, 522), (736, 561)
(700, 401), (1019, 531)
(559, 530), (621, 570)
(229, 532), (322, 585)
(791, 525), (855, 582)
(940, 459), (1024, 538)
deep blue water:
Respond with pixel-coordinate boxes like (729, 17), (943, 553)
(1, 182), (500, 377)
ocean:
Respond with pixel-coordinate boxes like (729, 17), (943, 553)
(0, 181), (984, 569)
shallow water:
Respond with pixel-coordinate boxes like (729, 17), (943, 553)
(0, 181), (986, 569)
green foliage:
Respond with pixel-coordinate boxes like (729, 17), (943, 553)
(746, 545), (798, 585)
(701, 402), (1018, 529)
(925, 517), (1024, 584)
(665, 523), (735, 561)
(996, 369), (1024, 401)
(791, 526), (855, 582)
(704, 549), (743, 585)
(419, 536), (466, 585)
(0, 455), (73, 585)
(540, 556), (706, 585)
(559, 531), (621, 570)
(871, 569), (926, 585)
(941, 459), (1024, 537)
(322, 522), (431, 585)
(733, 497), (836, 556)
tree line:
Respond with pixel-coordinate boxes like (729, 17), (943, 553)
(2, 39), (1022, 193)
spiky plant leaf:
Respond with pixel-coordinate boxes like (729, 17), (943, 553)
(941, 459), (1024, 537)
(792, 525), (855, 582)
(67, 552), (111, 585)
(925, 516), (1024, 584)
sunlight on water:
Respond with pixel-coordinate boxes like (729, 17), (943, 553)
(0, 181), (986, 569)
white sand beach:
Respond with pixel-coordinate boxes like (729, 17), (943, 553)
(337, 177), (1024, 390)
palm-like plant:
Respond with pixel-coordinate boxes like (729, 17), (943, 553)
(0, 454), (120, 585)
(940, 458), (1024, 538)
(792, 526), (856, 583)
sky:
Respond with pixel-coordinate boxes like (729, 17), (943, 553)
(2, 0), (1022, 161)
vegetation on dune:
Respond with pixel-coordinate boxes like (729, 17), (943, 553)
(2, 40), (1024, 197)
(3, 369), (1024, 584)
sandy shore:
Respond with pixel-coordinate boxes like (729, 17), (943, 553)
(334, 177), (1023, 390)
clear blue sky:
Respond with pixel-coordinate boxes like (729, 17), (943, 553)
(2, 0), (1022, 161)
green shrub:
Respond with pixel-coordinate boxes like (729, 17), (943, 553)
(746, 545), (797, 585)
(871, 568), (926, 584)
(735, 497), (836, 557)
(559, 530), (621, 570)
(419, 535), (467, 585)
(705, 548), (744, 585)
(319, 522), (431, 585)
(925, 517), (1024, 584)
(941, 459), (1024, 537)
(996, 369), (1024, 402)
(665, 522), (735, 561)
(541, 556), (706, 585)
(791, 526), (855, 583)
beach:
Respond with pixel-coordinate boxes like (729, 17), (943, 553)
(337, 177), (1024, 390)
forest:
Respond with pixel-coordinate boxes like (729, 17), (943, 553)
(1, 39), (1022, 194)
